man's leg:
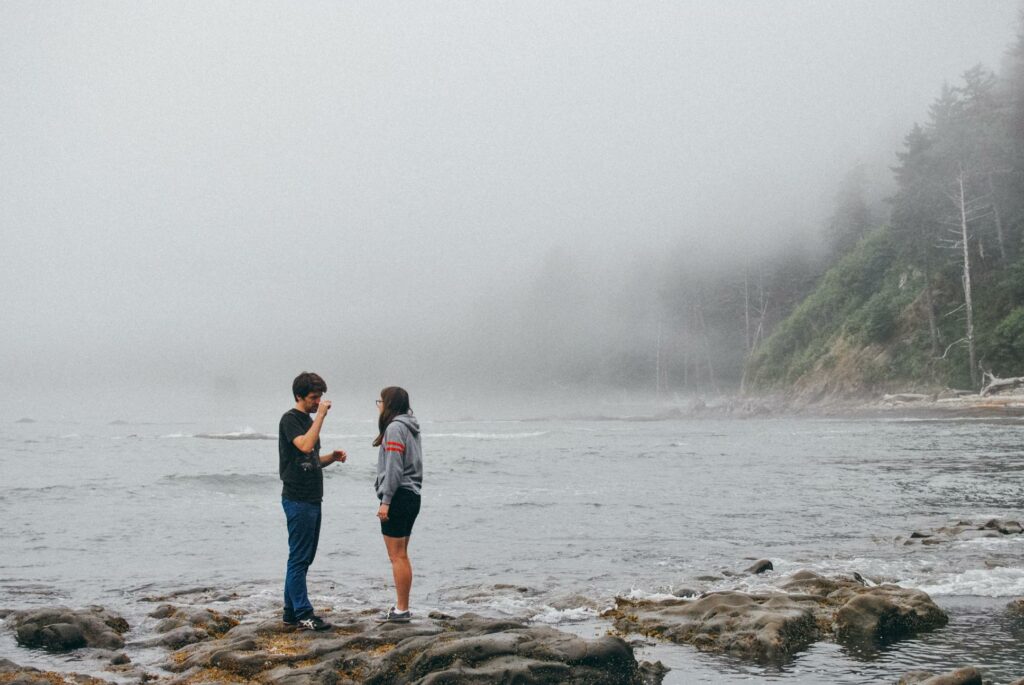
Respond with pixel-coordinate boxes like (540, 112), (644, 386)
(283, 498), (322, 619)
(383, 535), (412, 611)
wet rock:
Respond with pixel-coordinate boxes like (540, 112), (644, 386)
(851, 572), (872, 586)
(832, 585), (947, 644)
(26, 622), (87, 650)
(606, 591), (819, 661)
(956, 529), (1002, 541)
(142, 604), (240, 649)
(897, 666), (982, 684)
(605, 570), (947, 662)
(905, 518), (1023, 545)
(147, 604), (177, 619)
(109, 652), (131, 665)
(162, 611), (664, 684)
(984, 518), (1023, 535)
(1008, 598), (1024, 619)
(0, 658), (114, 683)
(547, 592), (604, 612)
(9, 606), (129, 651)
(152, 625), (209, 649)
(744, 559), (774, 575)
(778, 568), (841, 595)
(671, 587), (700, 598)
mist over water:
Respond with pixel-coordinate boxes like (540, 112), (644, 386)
(1, 1), (1020, 396)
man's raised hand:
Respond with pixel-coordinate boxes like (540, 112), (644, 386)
(316, 399), (332, 420)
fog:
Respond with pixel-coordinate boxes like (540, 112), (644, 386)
(0, 1), (1018, 416)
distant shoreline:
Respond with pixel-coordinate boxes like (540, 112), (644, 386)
(587, 391), (1024, 421)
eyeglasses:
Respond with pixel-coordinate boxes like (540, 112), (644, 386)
(375, 399), (383, 406)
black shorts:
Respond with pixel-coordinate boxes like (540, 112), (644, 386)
(381, 488), (421, 538)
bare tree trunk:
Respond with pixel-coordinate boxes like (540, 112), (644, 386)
(694, 290), (718, 393)
(683, 347), (689, 389)
(988, 173), (1007, 262)
(957, 166), (979, 388)
(655, 319), (663, 398)
(743, 265), (751, 354)
(739, 294), (770, 395)
(923, 253), (940, 357)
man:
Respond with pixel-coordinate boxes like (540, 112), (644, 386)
(279, 371), (347, 631)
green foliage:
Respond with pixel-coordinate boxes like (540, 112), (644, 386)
(845, 291), (899, 345)
(982, 308), (1024, 376)
(748, 227), (901, 385)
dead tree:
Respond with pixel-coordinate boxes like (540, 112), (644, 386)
(980, 368), (1024, 396)
(939, 163), (992, 388)
(739, 293), (770, 395)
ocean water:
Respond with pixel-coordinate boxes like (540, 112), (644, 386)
(1, 408), (1023, 683)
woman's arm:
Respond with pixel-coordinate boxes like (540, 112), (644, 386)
(377, 424), (407, 505)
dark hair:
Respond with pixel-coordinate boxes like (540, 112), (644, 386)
(373, 386), (411, 447)
(292, 372), (327, 401)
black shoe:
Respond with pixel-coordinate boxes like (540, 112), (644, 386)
(283, 611), (297, 626)
(297, 615), (332, 631)
(378, 606), (411, 623)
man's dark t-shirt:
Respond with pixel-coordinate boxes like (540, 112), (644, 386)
(279, 409), (323, 503)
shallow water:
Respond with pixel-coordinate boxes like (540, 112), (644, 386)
(1, 409), (1023, 682)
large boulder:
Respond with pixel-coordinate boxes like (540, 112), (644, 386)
(605, 570), (947, 662)
(162, 611), (666, 685)
(607, 591), (819, 662)
(897, 666), (983, 684)
(831, 585), (948, 644)
(743, 559), (774, 575)
(8, 606), (129, 651)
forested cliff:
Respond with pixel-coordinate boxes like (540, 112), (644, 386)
(746, 22), (1024, 398)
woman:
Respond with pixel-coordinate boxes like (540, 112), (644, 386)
(373, 386), (422, 622)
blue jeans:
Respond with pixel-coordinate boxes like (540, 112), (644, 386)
(282, 497), (322, 620)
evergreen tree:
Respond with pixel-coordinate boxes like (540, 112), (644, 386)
(827, 165), (873, 257)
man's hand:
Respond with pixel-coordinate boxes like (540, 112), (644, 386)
(315, 400), (332, 420)
(377, 504), (390, 521)
(330, 450), (347, 463)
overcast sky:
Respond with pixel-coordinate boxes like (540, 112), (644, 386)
(0, 1), (1019, 412)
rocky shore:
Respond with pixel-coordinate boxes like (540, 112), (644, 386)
(0, 605), (665, 685)
(4, 569), (1023, 684)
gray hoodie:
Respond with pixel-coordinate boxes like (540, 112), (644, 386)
(375, 413), (423, 504)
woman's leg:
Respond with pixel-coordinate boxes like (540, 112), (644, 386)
(383, 535), (412, 611)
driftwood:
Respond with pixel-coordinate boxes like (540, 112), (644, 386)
(883, 393), (930, 403)
(980, 369), (1024, 397)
